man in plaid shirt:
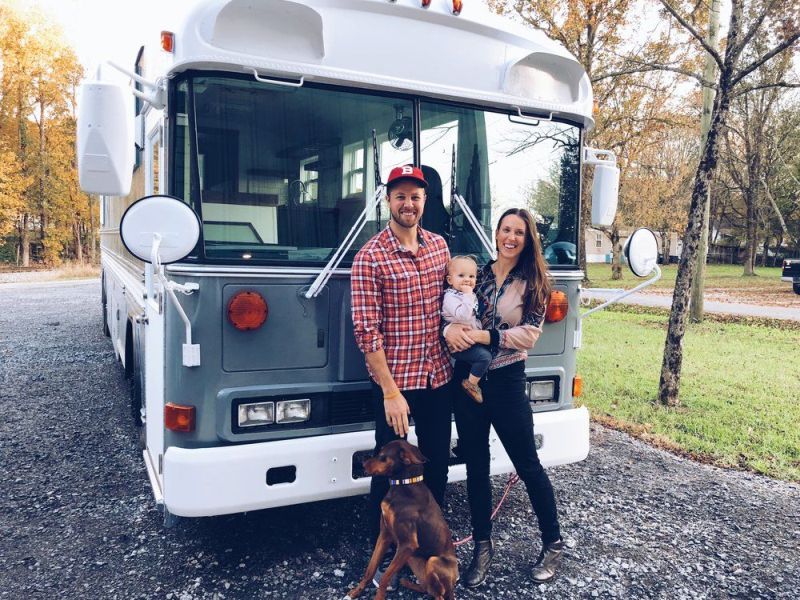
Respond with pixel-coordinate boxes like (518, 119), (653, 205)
(351, 165), (453, 547)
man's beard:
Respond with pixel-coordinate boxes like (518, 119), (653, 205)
(390, 208), (422, 229)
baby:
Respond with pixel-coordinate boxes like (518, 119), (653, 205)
(441, 256), (492, 403)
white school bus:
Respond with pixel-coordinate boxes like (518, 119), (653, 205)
(77, 0), (656, 525)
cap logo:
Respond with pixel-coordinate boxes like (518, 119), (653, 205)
(386, 164), (428, 188)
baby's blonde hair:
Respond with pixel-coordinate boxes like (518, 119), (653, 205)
(448, 255), (478, 271)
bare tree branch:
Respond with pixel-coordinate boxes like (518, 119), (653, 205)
(732, 0), (781, 57)
(659, 0), (724, 69)
(592, 64), (715, 88)
(761, 175), (797, 245)
(731, 80), (800, 98)
(731, 32), (800, 87)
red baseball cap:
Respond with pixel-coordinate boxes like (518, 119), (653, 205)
(386, 165), (427, 189)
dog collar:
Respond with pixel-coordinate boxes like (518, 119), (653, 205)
(389, 475), (424, 486)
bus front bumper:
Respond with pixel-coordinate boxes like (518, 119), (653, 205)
(162, 406), (590, 517)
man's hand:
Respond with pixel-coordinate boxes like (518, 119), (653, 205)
(445, 323), (476, 352)
(384, 393), (411, 437)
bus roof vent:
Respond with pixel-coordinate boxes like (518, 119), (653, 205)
(211, 0), (325, 62)
(503, 52), (588, 106)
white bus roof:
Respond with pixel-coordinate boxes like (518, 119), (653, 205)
(161, 0), (593, 128)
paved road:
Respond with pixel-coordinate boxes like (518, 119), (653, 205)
(1, 280), (798, 599)
(582, 289), (800, 321)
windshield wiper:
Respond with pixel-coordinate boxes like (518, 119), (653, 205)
(305, 129), (384, 299)
(450, 144), (496, 260)
(304, 185), (384, 299)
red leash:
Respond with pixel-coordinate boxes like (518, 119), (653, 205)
(453, 473), (520, 547)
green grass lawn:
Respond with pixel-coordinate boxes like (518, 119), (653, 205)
(577, 308), (800, 482)
(585, 263), (784, 291)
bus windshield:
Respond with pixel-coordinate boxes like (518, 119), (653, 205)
(419, 102), (580, 267)
(173, 75), (580, 267)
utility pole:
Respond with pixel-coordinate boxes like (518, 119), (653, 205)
(690, 0), (721, 322)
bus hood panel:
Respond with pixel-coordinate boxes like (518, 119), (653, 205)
(337, 293), (369, 381)
(222, 283), (330, 372)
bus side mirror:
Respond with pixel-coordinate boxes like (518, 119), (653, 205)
(584, 147), (619, 227)
(120, 195), (201, 266)
(77, 81), (134, 196)
(624, 228), (659, 277)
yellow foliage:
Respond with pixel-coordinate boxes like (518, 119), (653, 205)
(0, 0), (87, 265)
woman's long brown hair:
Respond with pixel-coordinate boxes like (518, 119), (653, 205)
(495, 208), (551, 316)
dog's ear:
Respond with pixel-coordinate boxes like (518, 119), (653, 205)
(401, 444), (428, 466)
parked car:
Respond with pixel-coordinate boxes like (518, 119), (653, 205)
(781, 259), (800, 295)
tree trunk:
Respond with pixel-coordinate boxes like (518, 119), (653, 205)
(74, 221), (84, 262)
(690, 0), (721, 323)
(20, 215), (31, 267)
(39, 101), (47, 251)
(743, 192), (757, 275)
(658, 63), (734, 407)
(611, 226), (622, 280)
(665, 233), (672, 264)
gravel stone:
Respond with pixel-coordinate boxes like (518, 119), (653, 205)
(1, 279), (798, 599)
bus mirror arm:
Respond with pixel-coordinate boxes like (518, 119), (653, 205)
(149, 233), (201, 367)
(107, 61), (166, 110)
(573, 264), (661, 348)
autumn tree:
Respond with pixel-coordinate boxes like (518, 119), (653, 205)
(0, 1), (89, 266)
(655, 0), (800, 406)
(722, 49), (795, 274)
(764, 104), (800, 255)
(622, 110), (697, 260)
(490, 0), (702, 280)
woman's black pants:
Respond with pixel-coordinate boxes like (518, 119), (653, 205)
(453, 360), (561, 545)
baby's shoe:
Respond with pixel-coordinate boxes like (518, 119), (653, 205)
(462, 379), (484, 403)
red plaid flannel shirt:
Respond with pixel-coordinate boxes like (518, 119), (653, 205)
(351, 226), (453, 390)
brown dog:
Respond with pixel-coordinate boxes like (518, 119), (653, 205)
(347, 440), (458, 600)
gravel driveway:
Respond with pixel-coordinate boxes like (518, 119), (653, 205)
(1, 279), (798, 599)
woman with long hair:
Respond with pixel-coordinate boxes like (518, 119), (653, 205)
(445, 207), (563, 587)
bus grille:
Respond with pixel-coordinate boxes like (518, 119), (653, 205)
(329, 390), (374, 425)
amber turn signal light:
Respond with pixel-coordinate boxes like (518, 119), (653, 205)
(161, 31), (175, 53)
(545, 290), (568, 322)
(227, 291), (269, 331)
(165, 402), (195, 432)
(572, 374), (583, 398)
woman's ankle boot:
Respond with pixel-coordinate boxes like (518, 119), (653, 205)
(464, 539), (494, 588)
(531, 539), (564, 584)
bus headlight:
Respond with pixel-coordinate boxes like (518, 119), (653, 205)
(276, 399), (311, 424)
(527, 380), (556, 404)
(238, 401), (275, 427)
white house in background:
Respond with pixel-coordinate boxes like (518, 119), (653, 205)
(585, 228), (681, 263)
